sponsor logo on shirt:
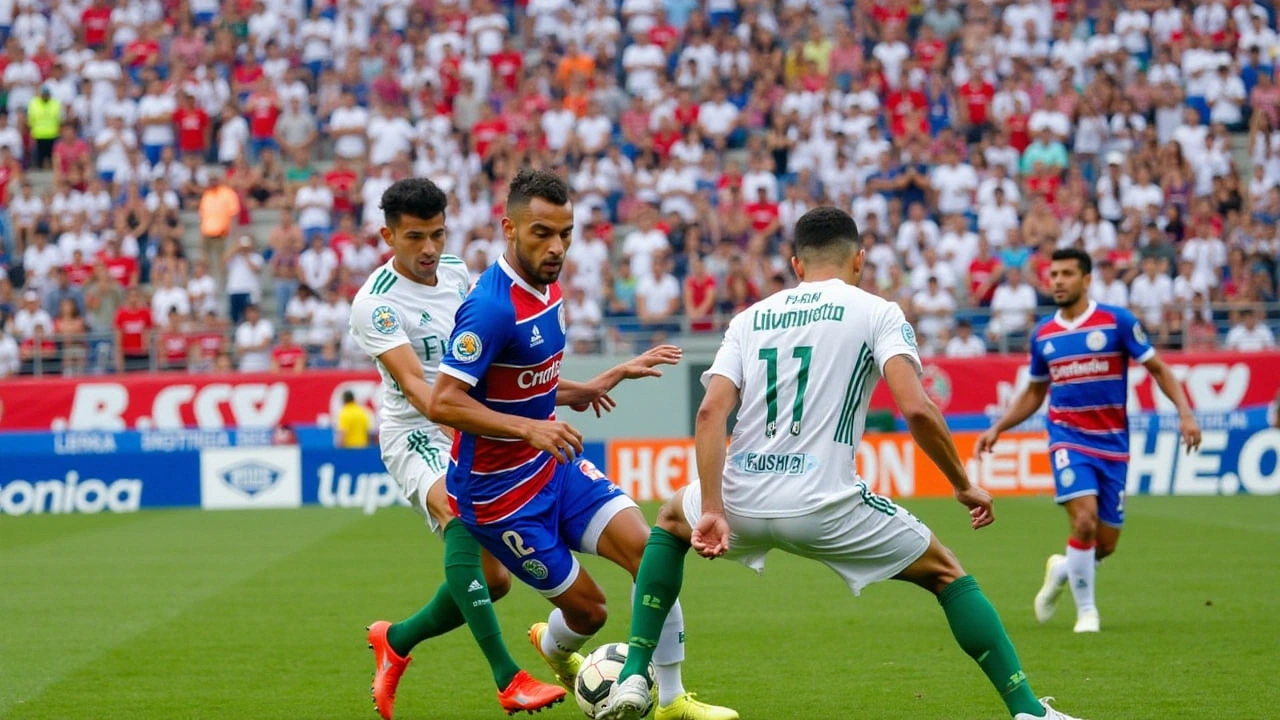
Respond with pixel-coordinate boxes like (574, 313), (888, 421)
(1048, 356), (1119, 382)
(731, 451), (819, 476)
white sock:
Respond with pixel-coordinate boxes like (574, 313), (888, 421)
(652, 598), (687, 706)
(1065, 542), (1097, 614)
(541, 608), (591, 660)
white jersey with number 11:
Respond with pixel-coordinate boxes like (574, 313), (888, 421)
(702, 279), (922, 519)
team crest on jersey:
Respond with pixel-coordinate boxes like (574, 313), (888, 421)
(1086, 330), (1107, 351)
(452, 331), (483, 362)
(418, 310), (432, 327)
(1133, 322), (1148, 345)
(558, 304), (567, 333)
(522, 559), (549, 580)
(372, 305), (400, 335)
(901, 323), (917, 349)
(1059, 468), (1076, 488)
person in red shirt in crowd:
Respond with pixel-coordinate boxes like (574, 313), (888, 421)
(885, 82), (927, 138)
(489, 37), (524, 96)
(745, 186), (782, 245)
(114, 285), (153, 372)
(193, 309), (228, 367)
(958, 76), (995, 143)
(270, 327), (307, 373)
(245, 77), (281, 161)
(913, 25), (946, 69)
(648, 8), (680, 50)
(967, 236), (1003, 307)
(672, 88), (699, 131)
(173, 91), (211, 159)
(470, 103), (508, 158)
(872, 0), (910, 29)
(328, 213), (360, 258)
(651, 115), (682, 160)
(122, 32), (161, 72)
(98, 234), (139, 288)
(64, 249), (94, 286)
(1025, 161), (1062, 208)
(81, 0), (112, 49)
(323, 156), (360, 218)
(1005, 99), (1032, 152)
(232, 55), (264, 100)
(158, 307), (192, 370)
(52, 124), (91, 181)
(683, 254), (717, 332)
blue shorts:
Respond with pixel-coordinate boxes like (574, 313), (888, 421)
(1052, 448), (1127, 527)
(463, 458), (635, 598)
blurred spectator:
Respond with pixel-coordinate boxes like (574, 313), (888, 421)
(1129, 255), (1174, 331)
(1088, 259), (1130, 307)
(565, 284), (603, 355)
(270, 327), (307, 373)
(234, 303), (274, 373)
(1224, 307), (1277, 351)
(113, 285), (153, 372)
(987, 266), (1037, 350)
(0, 327), (18, 377)
(295, 173), (335, 244)
(14, 289), (54, 341)
(683, 254), (717, 332)
(28, 85), (62, 169)
(636, 254), (681, 338)
(335, 389), (372, 449)
(151, 269), (191, 320)
(200, 169), (241, 272)
(308, 286), (350, 351)
(299, 233), (339, 293)
(945, 319), (988, 358)
(41, 266), (84, 318)
(912, 276), (958, 351)
(223, 235), (263, 325)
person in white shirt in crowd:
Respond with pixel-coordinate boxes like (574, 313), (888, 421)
(986, 266), (1039, 350)
(977, 187), (1020, 247)
(298, 233), (338, 293)
(1181, 224), (1227, 290)
(930, 146), (979, 217)
(1224, 307), (1276, 351)
(13, 289), (54, 340)
(622, 206), (669, 279)
(22, 226), (64, 293)
(1065, 203), (1117, 256)
(910, 246), (958, 293)
(0, 111), (23, 160)
(57, 214), (99, 259)
(342, 234), (380, 280)
(945, 318), (988, 358)
(329, 92), (370, 163)
(308, 285), (350, 350)
(234, 303), (274, 372)
(895, 202), (939, 269)
(698, 86), (741, 150)
(635, 252), (682, 337)
(1088, 259), (1130, 308)
(851, 180), (889, 233)
(1128, 255), (1174, 331)
(1095, 154), (1131, 224)
(1207, 63), (1247, 128)
(912, 275), (958, 350)
(565, 283), (603, 354)
(1121, 165), (1165, 223)
(1171, 258), (1212, 325)
(295, 173), (334, 244)
(0, 326), (19, 377)
(977, 163), (1021, 208)
(187, 257), (218, 317)
(148, 268), (189, 321)
(620, 30), (665, 100)
(223, 235), (263, 325)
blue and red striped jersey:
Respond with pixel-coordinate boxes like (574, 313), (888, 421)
(1028, 302), (1156, 461)
(439, 256), (567, 525)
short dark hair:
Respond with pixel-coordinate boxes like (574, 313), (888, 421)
(342, 390), (356, 404)
(794, 206), (860, 263)
(506, 169), (570, 213)
(1051, 247), (1092, 275)
(380, 178), (448, 228)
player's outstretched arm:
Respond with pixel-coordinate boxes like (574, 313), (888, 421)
(1142, 355), (1202, 452)
(883, 355), (994, 529)
(690, 374), (739, 558)
(428, 373), (584, 463)
(556, 344), (684, 409)
(975, 379), (1049, 455)
(378, 344), (443, 428)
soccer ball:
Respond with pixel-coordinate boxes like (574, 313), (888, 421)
(575, 642), (655, 719)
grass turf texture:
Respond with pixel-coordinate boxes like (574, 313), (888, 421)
(2, 496), (1277, 720)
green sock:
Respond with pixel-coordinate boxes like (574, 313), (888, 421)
(385, 582), (465, 658)
(620, 527), (689, 681)
(441, 521), (521, 689)
(939, 575), (1045, 718)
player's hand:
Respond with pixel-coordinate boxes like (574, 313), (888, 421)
(570, 392), (617, 418)
(954, 485), (995, 530)
(975, 428), (1001, 456)
(1179, 413), (1202, 453)
(617, 345), (683, 380)
(691, 511), (731, 559)
(522, 420), (584, 464)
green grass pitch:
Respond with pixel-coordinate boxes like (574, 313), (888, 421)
(3, 496), (1278, 719)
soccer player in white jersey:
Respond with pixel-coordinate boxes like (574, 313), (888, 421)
(600, 208), (1086, 720)
(348, 178), (565, 718)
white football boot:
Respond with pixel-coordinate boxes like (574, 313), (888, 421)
(597, 675), (653, 720)
(1073, 608), (1101, 633)
(1034, 554), (1068, 624)
(1014, 696), (1087, 720)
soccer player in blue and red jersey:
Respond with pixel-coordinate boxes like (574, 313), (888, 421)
(979, 248), (1202, 633)
(428, 170), (737, 720)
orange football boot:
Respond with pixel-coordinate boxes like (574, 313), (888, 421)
(366, 621), (410, 720)
(497, 669), (567, 715)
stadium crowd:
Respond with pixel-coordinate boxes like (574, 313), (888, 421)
(0, 0), (1278, 378)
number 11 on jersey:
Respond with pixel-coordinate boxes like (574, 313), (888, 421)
(758, 345), (812, 438)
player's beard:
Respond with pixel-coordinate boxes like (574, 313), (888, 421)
(515, 231), (563, 285)
(1054, 287), (1084, 307)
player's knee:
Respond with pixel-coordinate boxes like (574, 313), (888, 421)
(655, 500), (684, 536)
(1069, 513), (1098, 542)
(484, 565), (512, 601)
(930, 544), (966, 592)
(564, 601), (609, 635)
(1096, 537), (1118, 560)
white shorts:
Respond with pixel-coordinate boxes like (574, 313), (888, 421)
(681, 481), (932, 595)
(379, 425), (452, 532)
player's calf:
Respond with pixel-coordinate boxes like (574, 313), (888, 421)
(653, 493), (695, 542)
(894, 536), (966, 596)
